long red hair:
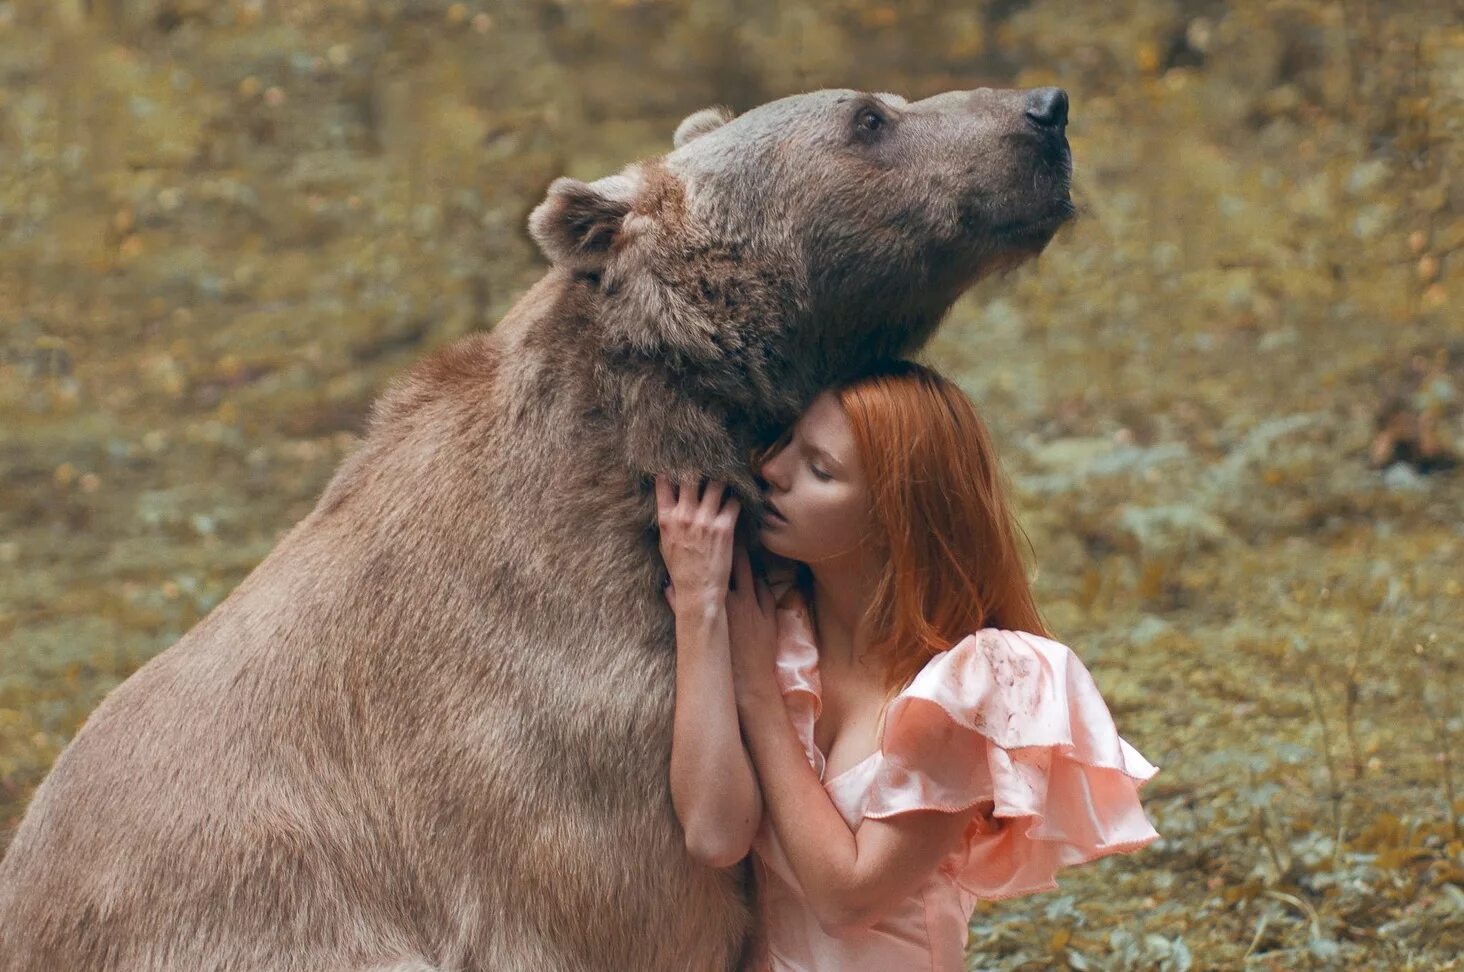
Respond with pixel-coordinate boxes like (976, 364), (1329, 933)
(755, 359), (1049, 701)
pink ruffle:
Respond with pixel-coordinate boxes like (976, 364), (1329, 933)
(866, 628), (1161, 901)
(772, 594), (826, 780)
(772, 595), (1161, 902)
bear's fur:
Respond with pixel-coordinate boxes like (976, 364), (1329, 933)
(0, 87), (1072, 971)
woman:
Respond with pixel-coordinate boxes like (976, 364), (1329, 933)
(655, 360), (1160, 970)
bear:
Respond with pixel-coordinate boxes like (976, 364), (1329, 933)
(0, 86), (1073, 971)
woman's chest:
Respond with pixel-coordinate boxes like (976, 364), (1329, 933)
(812, 665), (889, 782)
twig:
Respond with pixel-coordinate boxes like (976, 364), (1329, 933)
(1414, 639), (1461, 841)
(1241, 911), (1271, 962)
(1419, 651), (1461, 843)
(1330, 618), (1374, 874)
(1249, 763), (1291, 884)
(1261, 888), (1324, 944)
(1344, 619), (1369, 782)
(1304, 658), (1347, 848)
(1254, 805), (1289, 883)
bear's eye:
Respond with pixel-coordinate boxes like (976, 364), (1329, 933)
(854, 108), (886, 134)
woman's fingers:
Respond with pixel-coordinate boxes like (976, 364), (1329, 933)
(699, 479), (725, 519)
(715, 495), (741, 529)
(665, 474), (742, 565)
(754, 574), (772, 614)
(654, 473), (674, 515)
(732, 541), (753, 593)
(678, 472), (699, 515)
(663, 474), (741, 520)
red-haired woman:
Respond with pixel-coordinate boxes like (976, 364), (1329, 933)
(655, 359), (1161, 971)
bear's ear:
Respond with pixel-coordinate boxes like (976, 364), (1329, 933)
(528, 171), (642, 271)
(673, 106), (735, 148)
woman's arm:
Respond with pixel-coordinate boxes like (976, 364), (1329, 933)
(724, 544), (978, 933)
(737, 684), (978, 933)
(657, 474), (763, 867)
(670, 599), (763, 866)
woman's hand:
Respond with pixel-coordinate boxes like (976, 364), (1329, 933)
(655, 473), (740, 615)
(727, 541), (779, 704)
(656, 474), (764, 865)
(755, 547), (801, 602)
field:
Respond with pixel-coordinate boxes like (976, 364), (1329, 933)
(1, 1), (1461, 968)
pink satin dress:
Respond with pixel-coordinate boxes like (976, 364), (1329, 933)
(746, 589), (1161, 971)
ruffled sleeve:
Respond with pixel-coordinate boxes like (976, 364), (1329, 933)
(771, 590), (826, 779)
(862, 628), (1161, 902)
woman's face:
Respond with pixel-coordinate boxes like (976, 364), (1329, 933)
(757, 391), (877, 566)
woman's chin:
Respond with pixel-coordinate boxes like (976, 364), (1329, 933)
(757, 525), (792, 558)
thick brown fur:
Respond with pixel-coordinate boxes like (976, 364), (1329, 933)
(0, 87), (1072, 971)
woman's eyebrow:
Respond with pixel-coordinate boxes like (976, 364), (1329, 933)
(804, 440), (843, 470)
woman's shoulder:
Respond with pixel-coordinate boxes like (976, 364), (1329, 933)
(959, 626), (1076, 659)
(914, 627), (1083, 696)
(861, 628), (1162, 904)
(879, 626), (1154, 774)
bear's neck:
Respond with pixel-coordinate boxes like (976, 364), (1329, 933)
(587, 159), (947, 434)
(592, 255), (813, 432)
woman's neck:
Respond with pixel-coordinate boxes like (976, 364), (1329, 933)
(806, 548), (883, 671)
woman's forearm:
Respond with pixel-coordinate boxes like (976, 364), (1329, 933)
(736, 680), (864, 928)
(669, 601), (763, 867)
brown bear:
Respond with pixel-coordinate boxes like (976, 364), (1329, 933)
(0, 86), (1072, 972)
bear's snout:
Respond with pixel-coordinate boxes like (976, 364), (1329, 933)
(1022, 87), (1073, 180)
(1023, 87), (1069, 130)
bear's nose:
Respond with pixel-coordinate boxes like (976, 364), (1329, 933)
(1024, 87), (1068, 129)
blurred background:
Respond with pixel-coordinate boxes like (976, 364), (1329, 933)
(1, 0), (1460, 967)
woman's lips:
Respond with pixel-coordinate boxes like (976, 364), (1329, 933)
(765, 500), (787, 524)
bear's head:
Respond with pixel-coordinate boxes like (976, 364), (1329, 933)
(529, 87), (1073, 429)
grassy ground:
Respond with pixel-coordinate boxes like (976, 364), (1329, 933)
(2, 1), (1461, 968)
